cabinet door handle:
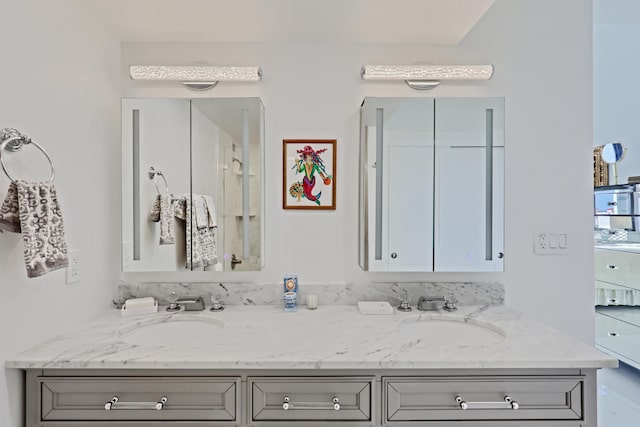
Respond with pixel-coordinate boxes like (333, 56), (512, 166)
(104, 396), (167, 411)
(282, 396), (340, 411)
(607, 265), (618, 269)
(455, 395), (519, 410)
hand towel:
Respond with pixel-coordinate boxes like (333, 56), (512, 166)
(0, 181), (69, 278)
(149, 195), (161, 222)
(149, 194), (175, 244)
(0, 182), (20, 232)
(203, 195), (217, 228)
(173, 194), (217, 270)
(158, 193), (175, 245)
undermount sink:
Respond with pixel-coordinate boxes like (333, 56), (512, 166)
(400, 318), (505, 346)
(121, 318), (224, 347)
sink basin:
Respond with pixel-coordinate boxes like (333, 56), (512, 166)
(121, 319), (224, 347)
(400, 318), (505, 346)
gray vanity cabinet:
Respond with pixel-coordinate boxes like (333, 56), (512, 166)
(26, 369), (596, 427)
(383, 376), (584, 425)
(249, 377), (373, 425)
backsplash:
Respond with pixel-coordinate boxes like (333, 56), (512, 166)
(118, 281), (504, 307)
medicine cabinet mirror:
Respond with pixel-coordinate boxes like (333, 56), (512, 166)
(359, 97), (504, 272)
(121, 98), (264, 272)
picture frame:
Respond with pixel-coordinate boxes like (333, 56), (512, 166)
(283, 139), (336, 210)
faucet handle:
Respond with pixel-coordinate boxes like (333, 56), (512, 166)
(443, 292), (458, 312)
(166, 292), (181, 312)
(168, 292), (178, 304)
(210, 293), (225, 311)
(397, 289), (412, 312)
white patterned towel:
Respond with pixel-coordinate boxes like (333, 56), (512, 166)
(149, 194), (175, 245)
(174, 194), (217, 269)
(0, 181), (69, 278)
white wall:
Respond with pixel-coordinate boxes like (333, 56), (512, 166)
(0, 1), (120, 426)
(594, 0), (640, 183)
(121, 0), (595, 343)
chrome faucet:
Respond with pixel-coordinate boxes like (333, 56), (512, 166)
(417, 292), (458, 312)
(165, 292), (206, 312)
(177, 296), (205, 311)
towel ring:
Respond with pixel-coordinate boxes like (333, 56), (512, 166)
(0, 132), (55, 183)
(148, 166), (169, 194)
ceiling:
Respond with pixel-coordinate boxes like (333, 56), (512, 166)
(76, 0), (495, 44)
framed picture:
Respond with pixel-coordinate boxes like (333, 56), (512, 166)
(283, 139), (336, 210)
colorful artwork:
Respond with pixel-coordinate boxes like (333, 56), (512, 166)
(283, 140), (336, 210)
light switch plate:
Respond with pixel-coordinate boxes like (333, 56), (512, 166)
(534, 232), (569, 255)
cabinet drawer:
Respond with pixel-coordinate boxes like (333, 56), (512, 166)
(596, 280), (640, 306)
(596, 313), (640, 365)
(383, 376), (583, 422)
(595, 249), (640, 289)
(249, 376), (373, 422)
(39, 376), (239, 422)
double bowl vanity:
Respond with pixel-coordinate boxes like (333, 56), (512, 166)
(6, 95), (613, 426)
(7, 303), (616, 427)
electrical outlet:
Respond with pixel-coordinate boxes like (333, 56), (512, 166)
(534, 232), (568, 255)
(66, 250), (80, 284)
(537, 233), (548, 250)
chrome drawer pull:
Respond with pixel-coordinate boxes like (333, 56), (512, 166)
(282, 396), (340, 411)
(104, 396), (167, 411)
(455, 395), (519, 410)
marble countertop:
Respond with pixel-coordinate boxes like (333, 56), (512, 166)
(6, 304), (617, 370)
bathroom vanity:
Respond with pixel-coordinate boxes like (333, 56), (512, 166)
(7, 304), (615, 427)
(594, 244), (640, 369)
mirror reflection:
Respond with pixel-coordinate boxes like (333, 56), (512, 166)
(602, 141), (627, 185)
(121, 98), (264, 272)
(602, 142), (627, 164)
(359, 97), (505, 272)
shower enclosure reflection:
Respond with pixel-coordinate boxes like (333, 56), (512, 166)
(121, 98), (264, 272)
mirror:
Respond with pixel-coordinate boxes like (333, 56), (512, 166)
(121, 98), (264, 272)
(602, 141), (627, 185)
(359, 97), (504, 272)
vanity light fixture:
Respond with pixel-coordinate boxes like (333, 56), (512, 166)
(129, 65), (262, 91)
(360, 64), (494, 90)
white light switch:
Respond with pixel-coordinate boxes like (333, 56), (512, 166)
(558, 233), (567, 249)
